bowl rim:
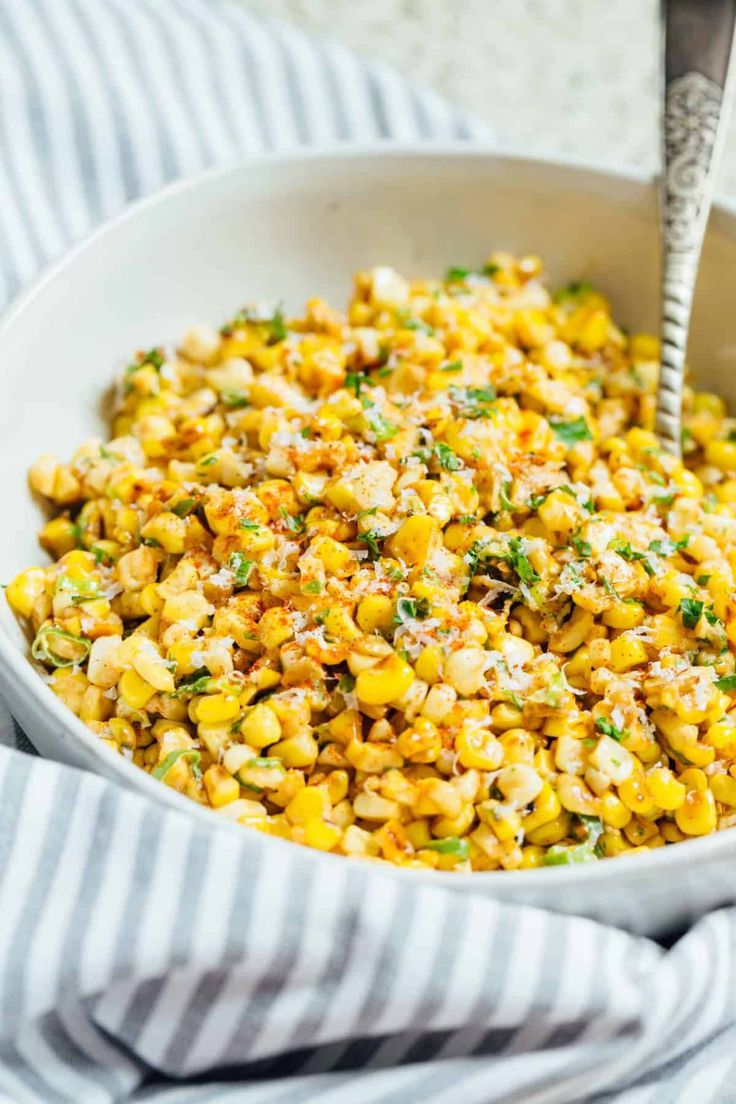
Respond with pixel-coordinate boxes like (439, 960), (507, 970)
(4, 139), (736, 891)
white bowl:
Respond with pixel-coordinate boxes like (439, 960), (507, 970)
(3, 146), (736, 937)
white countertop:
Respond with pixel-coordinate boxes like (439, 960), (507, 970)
(239, 0), (736, 197)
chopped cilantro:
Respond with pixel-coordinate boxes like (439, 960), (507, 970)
(440, 360), (463, 373)
(403, 317), (432, 333)
(445, 267), (470, 282)
(553, 280), (594, 304)
(279, 508), (305, 533)
(549, 416), (593, 447)
(229, 552), (255, 588)
(394, 596), (430, 624)
(91, 545), (114, 566)
(266, 307), (288, 344)
(571, 534), (592, 558)
(467, 536), (539, 589)
(499, 480), (515, 512)
(303, 579), (323, 594)
(220, 389), (249, 408)
(714, 674), (736, 692)
(171, 497), (196, 518)
(595, 717), (626, 742)
(434, 442), (462, 471)
(172, 668), (212, 696)
(345, 371), (368, 397)
(238, 518), (260, 531)
(359, 393), (398, 441)
(338, 673), (356, 694)
(648, 536), (689, 556)
(679, 597), (704, 629)
(359, 529), (384, 560)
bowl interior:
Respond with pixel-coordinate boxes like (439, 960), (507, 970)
(5, 148), (736, 926)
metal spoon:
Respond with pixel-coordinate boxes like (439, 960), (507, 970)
(656, 0), (736, 455)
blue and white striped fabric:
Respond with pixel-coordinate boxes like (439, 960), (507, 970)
(1, 2), (736, 1102)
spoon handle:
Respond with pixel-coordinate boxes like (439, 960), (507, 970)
(657, 0), (736, 455)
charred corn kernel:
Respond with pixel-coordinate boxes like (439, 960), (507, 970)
(346, 738), (403, 772)
(675, 787), (717, 835)
(646, 768), (686, 810)
(118, 668), (156, 709)
(609, 634), (648, 672)
(355, 653), (414, 705)
(203, 765), (240, 808)
(6, 568), (47, 618)
(495, 763), (543, 809)
(477, 801), (521, 841)
(522, 783), (561, 832)
(549, 605), (593, 653)
(396, 717), (442, 763)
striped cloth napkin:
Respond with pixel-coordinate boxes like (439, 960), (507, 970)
(1, 2), (735, 1102)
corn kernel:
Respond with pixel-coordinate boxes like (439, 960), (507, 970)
(675, 788), (717, 836)
(6, 568), (47, 618)
(355, 653), (414, 705)
(609, 634), (648, 672)
(203, 765), (240, 808)
(118, 668), (156, 710)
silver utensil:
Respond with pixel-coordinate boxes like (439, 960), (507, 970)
(656, 0), (736, 455)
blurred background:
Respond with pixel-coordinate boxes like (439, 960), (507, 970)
(237, 0), (736, 194)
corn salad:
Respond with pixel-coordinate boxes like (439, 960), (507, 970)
(9, 255), (736, 871)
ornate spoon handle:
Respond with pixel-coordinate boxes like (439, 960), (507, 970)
(656, 0), (736, 455)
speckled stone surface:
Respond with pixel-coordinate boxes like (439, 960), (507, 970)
(236, 0), (736, 196)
